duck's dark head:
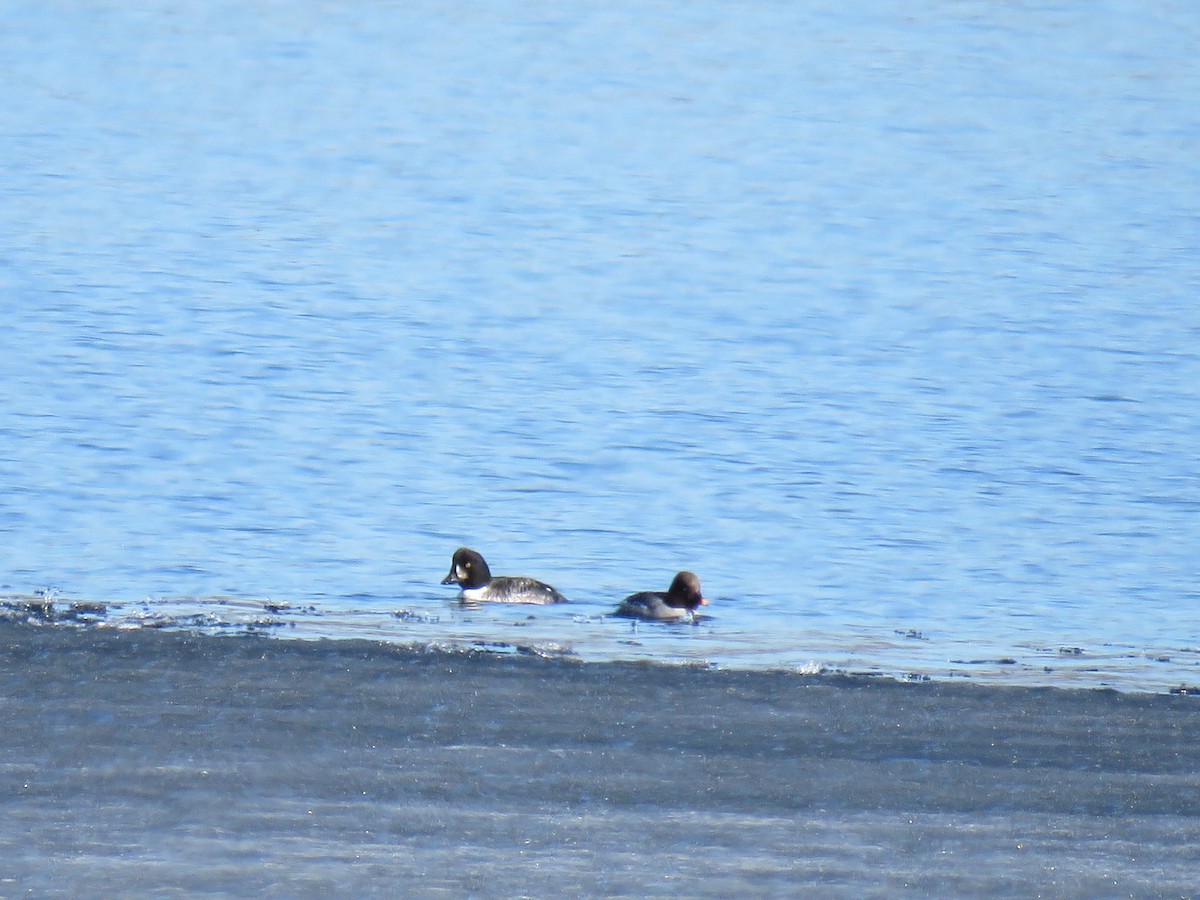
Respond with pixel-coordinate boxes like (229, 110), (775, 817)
(441, 547), (492, 588)
(666, 571), (707, 611)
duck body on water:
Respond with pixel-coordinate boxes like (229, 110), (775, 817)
(613, 571), (708, 622)
(440, 547), (568, 605)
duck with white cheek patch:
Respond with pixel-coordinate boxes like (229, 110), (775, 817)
(440, 547), (567, 604)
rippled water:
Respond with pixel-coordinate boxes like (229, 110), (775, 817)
(3, 0), (1199, 691)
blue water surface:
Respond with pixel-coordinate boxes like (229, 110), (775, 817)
(2, 0), (1199, 690)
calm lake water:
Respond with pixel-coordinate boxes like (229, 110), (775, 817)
(3, 0), (1199, 691)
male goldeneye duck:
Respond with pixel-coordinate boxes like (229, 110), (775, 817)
(440, 547), (567, 604)
(613, 571), (708, 622)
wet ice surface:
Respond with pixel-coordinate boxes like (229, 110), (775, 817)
(6, 592), (1198, 696)
(2, 624), (1198, 897)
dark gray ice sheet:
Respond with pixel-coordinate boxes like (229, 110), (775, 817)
(2, 625), (1198, 896)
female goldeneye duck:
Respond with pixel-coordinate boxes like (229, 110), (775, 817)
(613, 571), (708, 622)
(440, 547), (567, 604)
